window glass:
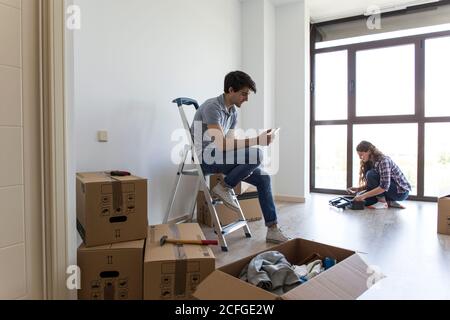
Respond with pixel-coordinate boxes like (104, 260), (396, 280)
(356, 45), (415, 116)
(315, 125), (347, 190)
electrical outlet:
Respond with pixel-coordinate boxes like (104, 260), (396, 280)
(98, 131), (108, 142)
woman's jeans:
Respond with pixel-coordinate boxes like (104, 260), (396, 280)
(365, 169), (409, 206)
(201, 147), (277, 227)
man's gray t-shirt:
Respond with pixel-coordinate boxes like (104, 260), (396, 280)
(190, 94), (237, 158)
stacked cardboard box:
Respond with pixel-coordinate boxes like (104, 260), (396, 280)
(197, 191), (262, 227)
(197, 174), (262, 227)
(76, 172), (148, 300)
(210, 174), (251, 195)
(77, 240), (145, 300)
(438, 195), (450, 235)
(143, 223), (215, 300)
(75, 174), (383, 300)
(76, 172), (148, 246)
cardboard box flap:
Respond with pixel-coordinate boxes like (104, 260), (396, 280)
(78, 243), (113, 251)
(193, 270), (278, 300)
(77, 172), (113, 183)
(111, 239), (145, 249)
(115, 175), (145, 181)
(77, 171), (144, 183)
(78, 239), (145, 252)
(145, 224), (214, 263)
(282, 254), (371, 300)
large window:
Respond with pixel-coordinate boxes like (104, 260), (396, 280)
(311, 31), (450, 200)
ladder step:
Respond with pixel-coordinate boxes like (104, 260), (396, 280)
(211, 199), (223, 205)
(180, 169), (199, 176)
(237, 192), (259, 201)
(221, 220), (248, 236)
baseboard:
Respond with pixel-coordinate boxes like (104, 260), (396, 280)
(274, 195), (305, 203)
(167, 214), (192, 224)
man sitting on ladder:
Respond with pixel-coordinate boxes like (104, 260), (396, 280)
(191, 70), (290, 244)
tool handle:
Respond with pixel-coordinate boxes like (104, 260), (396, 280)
(167, 239), (218, 245)
(200, 240), (219, 245)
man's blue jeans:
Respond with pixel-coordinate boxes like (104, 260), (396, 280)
(365, 169), (409, 206)
(201, 147), (277, 227)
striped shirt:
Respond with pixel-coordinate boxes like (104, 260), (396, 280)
(374, 156), (411, 193)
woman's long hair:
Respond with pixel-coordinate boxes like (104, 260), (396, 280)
(356, 141), (385, 187)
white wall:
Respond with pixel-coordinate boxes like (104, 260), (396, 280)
(64, 0), (78, 299)
(241, 0), (310, 199)
(240, 0), (277, 178)
(241, 0), (276, 131)
(273, 0), (310, 199)
(264, 1), (276, 130)
(73, 0), (242, 225)
(241, 0), (265, 131)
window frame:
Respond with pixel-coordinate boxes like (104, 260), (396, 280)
(310, 29), (450, 201)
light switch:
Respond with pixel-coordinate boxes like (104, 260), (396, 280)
(97, 130), (108, 142)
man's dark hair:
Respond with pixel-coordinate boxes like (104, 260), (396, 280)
(224, 71), (257, 94)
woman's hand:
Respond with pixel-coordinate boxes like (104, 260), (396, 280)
(347, 187), (359, 194)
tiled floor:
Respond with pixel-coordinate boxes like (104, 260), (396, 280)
(200, 193), (450, 299)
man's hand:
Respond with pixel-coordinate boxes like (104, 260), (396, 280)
(354, 195), (365, 202)
(207, 125), (279, 150)
(258, 129), (277, 146)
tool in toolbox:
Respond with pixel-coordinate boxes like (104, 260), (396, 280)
(159, 235), (218, 246)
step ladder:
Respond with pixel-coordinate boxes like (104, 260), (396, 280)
(163, 97), (252, 252)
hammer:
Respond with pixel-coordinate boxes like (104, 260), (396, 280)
(159, 235), (218, 246)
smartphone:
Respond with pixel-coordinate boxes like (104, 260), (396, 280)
(272, 128), (280, 135)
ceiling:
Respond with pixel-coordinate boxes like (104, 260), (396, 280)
(269, 0), (440, 23)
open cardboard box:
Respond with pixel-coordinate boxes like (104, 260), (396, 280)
(194, 238), (379, 300)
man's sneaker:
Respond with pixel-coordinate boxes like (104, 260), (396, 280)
(388, 201), (406, 209)
(266, 227), (291, 244)
(211, 183), (240, 212)
(368, 201), (388, 209)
